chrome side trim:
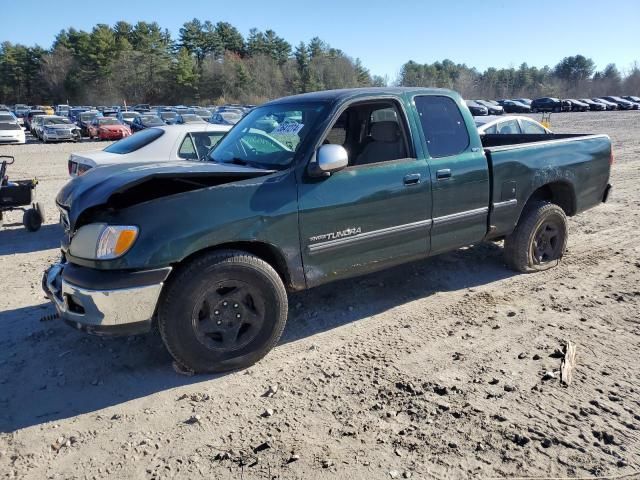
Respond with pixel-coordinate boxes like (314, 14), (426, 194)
(432, 207), (489, 226)
(492, 199), (518, 210)
(308, 219), (432, 255)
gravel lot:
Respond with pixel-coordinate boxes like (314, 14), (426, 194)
(1, 112), (639, 479)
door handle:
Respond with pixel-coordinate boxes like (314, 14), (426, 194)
(436, 168), (452, 180)
(403, 173), (421, 185)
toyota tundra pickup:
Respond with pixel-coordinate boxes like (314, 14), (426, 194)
(43, 87), (613, 373)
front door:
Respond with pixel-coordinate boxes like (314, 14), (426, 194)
(298, 99), (432, 287)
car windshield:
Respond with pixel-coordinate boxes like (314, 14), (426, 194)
(208, 101), (328, 170)
(141, 116), (164, 125)
(80, 112), (98, 121)
(121, 112), (138, 119)
(160, 112), (177, 119)
(98, 118), (120, 125)
(192, 109), (211, 117)
(180, 114), (203, 123)
(45, 118), (72, 125)
(0, 114), (15, 122)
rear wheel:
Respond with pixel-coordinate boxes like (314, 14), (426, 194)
(158, 250), (288, 373)
(504, 201), (568, 273)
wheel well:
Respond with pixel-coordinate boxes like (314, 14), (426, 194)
(525, 182), (576, 216)
(173, 241), (293, 289)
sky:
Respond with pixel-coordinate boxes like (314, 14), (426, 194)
(2, 0), (639, 80)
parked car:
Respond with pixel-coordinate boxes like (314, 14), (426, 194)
(475, 100), (504, 115)
(530, 97), (563, 113)
(77, 111), (101, 137)
(497, 100), (531, 113)
(190, 108), (213, 121)
(55, 104), (70, 116)
(592, 98), (618, 110)
(475, 115), (551, 135)
(102, 109), (119, 118)
(514, 98), (532, 106)
(13, 104), (29, 118)
(24, 110), (46, 131)
(39, 116), (81, 143)
(69, 107), (88, 123)
(0, 113), (25, 144)
(564, 99), (590, 112)
(622, 96), (640, 108)
(44, 87), (613, 373)
(159, 111), (179, 125)
(176, 114), (206, 124)
(133, 104), (151, 113)
(465, 100), (488, 116)
(0, 105), (10, 113)
(67, 123), (232, 176)
(130, 115), (165, 132)
(579, 99), (606, 111)
(117, 110), (140, 126)
(210, 111), (243, 125)
(38, 105), (55, 115)
(86, 117), (131, 141)
(601, 96), (636, 110)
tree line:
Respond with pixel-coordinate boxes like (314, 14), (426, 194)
(1, 20), (638, 105)
(398, 55), (640, 99)
(0, 19), (384, 105)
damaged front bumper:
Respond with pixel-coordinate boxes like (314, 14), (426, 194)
(42, 262), (171, 336)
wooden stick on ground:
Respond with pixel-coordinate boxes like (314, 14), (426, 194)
(560, 341), (577, 385)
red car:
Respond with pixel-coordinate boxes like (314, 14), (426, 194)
(87, 117), (132, 140)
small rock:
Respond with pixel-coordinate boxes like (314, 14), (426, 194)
(185, 414), (201, 425)
(394, 448), (402, 457)
(261, 409), (274, 418)
(542, 371), (555, 381)
(448, 442), (458, 449)
(287, 453), (300, 463)
(253, 441), (271, 453)
(433, 385), (448, 396)
(321, 458), (334, 468)
(403, 471), (412, 479)
(507, 311), (516, 317)
(489, 378), (499, 385)
(541, 438), (552, 448)
(389, 470), (400, 479)
(517, 352), (527, 360)
(504, 384), (516, 392)
(262, 384), (278, 398)
(532, 354), (541, 360)
(513, 434), (530, 447)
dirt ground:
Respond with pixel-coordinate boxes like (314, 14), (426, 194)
(1, 112), (639, 480)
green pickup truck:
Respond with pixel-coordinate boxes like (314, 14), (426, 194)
(43, 87), (612, 373)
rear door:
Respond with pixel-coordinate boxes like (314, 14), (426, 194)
(412, 95), (490, 255)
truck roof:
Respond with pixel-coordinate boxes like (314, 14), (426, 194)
(264, 87), (458, 106)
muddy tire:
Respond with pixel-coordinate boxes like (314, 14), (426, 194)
(504, 201), (568, 273)
(158, 250), (288, 373)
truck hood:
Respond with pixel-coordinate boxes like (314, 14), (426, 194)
(57, 161), (274, 228)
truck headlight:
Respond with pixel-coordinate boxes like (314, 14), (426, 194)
(69, 224), (139, 260)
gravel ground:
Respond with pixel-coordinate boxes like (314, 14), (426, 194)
(0, 113), (639, 479)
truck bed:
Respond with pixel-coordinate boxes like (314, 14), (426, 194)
(482, 133), (612, 239)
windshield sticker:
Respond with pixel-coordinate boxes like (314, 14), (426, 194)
(271, 122), (304, 135)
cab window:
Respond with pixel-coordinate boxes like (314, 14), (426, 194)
(321, 100), (410, 166)
(178, 134), (198, 160)
(414, 95), (469, 157)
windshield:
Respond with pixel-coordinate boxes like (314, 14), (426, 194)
(192, 109), (211, 117)
(208, 102), (328, 170)
(80, 112), (98, 121)
(141, 116), (164, 125)
(45, 118), (72, 125)
(98, 118), (120, 125)
(121, 112), (138, 119)
(160, 111), (177, 120)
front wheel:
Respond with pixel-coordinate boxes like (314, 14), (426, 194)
(158, 250), (288, 373)
(504, 201), (568, 273)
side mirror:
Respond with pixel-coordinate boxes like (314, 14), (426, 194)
(308, 144), (348, 177)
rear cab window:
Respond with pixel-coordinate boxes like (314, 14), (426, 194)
(104, 128), (164, 154)
(414, 96), (469, 157)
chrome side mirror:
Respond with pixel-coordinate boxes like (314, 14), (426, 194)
(308, 144), (348, 177)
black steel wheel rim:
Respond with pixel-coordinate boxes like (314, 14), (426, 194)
(191, 280), (266, 352)
(531, 220), (562, 264)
